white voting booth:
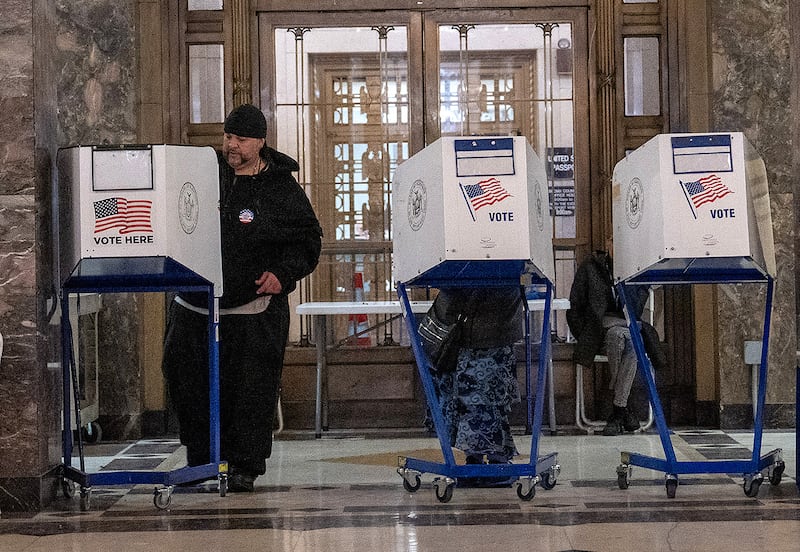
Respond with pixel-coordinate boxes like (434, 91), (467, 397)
(612, 132), (775, 283)
(393, 136), (554, 285)
(56, 144), (227, 509)
(57, 145), (223, 292)
(609, 132), (783, 499)
(392, 136), (559, 503)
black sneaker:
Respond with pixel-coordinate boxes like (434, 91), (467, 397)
(481, 459), (516, 487)
(473, 476), (516, 488)
(457, 454), (484, 487)
(623, 409), (640, 432)
(228, 472), (256, 492)
(602, 414), (624, 436)
(457, 464), (516, 488)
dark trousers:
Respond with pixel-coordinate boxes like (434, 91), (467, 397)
(162, 295), (289, 475)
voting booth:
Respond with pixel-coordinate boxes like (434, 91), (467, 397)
(612, 132), (775, 283)
(392, 136), (559, 503)
(393, 136), (554, 286)
(56, 145), (227, 509)
(609, 133), (783, 498)
(57, 145), (223, 292)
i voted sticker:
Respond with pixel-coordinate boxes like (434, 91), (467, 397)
(239, 209), (255, 224)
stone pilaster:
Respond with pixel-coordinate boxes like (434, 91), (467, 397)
(710, 0), (795, 427)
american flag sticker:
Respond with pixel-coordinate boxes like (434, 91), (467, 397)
(93, 197), (153, 234)
(680, 174), (733, 218)
(460, 177), (512, 221)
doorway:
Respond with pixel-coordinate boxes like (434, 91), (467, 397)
(257, 8), (589, 345)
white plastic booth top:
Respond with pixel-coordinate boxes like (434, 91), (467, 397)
(611, 132), (775, 284)
(392, 135), (554, 287)
(56, 144), (223, 293)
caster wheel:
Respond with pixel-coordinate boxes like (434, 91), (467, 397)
(516, 481), (536, 501)
(769, 461), (785, 486)
(403, 474), (422, 493)
(154, 487), (173, 510)
(79, 487), (92, 511)
(539, 472), (557, 490)
(218, 474), (228, 497)
(616, 464), (631, 490)
(665, 476), (678, 499)
(81, 422), (102, 444)
(433, 479), (454, 503)
(743, 475), (763, 498)
(61, 478), (76, 498)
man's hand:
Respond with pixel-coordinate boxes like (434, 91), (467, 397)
(255, 271), (282, 295)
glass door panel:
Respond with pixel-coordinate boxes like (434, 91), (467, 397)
(260, 8), (588, 344)
(267, 19), (412, 344)
(430, 14), (583, 337)
(436, 21), (576, 233)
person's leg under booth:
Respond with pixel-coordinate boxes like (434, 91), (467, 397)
(163, 296), (289, 492)
(450, 345), (520, 487)
(602, 322), (640, 435)
(605, 324), (637, 408)
(219, 296), (289, 491)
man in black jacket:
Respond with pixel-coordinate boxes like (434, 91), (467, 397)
(567, 248), (665, 435)
(163, 104), (323, 491)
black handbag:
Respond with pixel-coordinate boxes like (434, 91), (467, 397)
(418, 308), (463, 372)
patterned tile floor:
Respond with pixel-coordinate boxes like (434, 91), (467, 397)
(0, 428), (797, 551)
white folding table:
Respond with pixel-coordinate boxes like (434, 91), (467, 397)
(296, 298), (569, 438)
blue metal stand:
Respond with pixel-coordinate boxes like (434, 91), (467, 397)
(615, 270), (783, 499)
(59, 256), (227, 510)
(395, 260), (559, 503)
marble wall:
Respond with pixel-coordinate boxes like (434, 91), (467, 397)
(0, 0), (140, 512)
(710, 0), (795, 427)
(52, 0), (143, 438)
(54, 0), (143, 433)
(0, 0), (43, 494)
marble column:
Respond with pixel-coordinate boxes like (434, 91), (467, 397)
(710, 0), (796, 427)
(0, 0), (141, 512)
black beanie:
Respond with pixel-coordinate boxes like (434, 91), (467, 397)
(223, 104), (267, 138)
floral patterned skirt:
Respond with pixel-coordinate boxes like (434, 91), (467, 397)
(432, 345), (520, 461)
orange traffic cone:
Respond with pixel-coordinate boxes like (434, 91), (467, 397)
(348, 272), (371, 346)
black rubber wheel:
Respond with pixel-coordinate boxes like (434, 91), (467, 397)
(435, 483), (454, 503)
(79, 488), (91, 511)
(219, 474), (228, 497)
(61, 478), (76, 498)
(403, 475), (421, 492)
(516, 483), (536, 501)
(153, 488), (172, 510)
(769, 462), (785, 486)
(743, 477), (762, 498)
(539, 472), (557, 490)
(665, 478), (678, 499)
(81, 422), (102, 444)
(617, 472), (629, 490)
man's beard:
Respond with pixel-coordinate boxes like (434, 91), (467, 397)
(225, 150), (252, 169)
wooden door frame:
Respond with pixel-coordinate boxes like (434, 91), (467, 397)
(153, 0), (709, 425)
